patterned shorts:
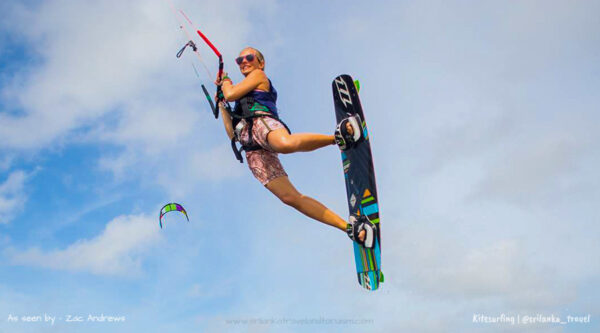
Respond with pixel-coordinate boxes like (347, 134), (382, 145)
(239, 116), (288, 186)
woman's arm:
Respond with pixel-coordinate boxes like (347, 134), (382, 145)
(219, 101), (235, 140)
(221, 70), (268, 101)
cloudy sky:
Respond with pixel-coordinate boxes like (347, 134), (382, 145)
(1, 0), (599, 332)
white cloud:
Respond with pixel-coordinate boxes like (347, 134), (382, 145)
(380, 217), (582, 314)
(474, 135), (587, 206)
(0, 170), (30, 224)
(6, 214), (160, 277)
(0, 0), (248, 151)
(97, 141), (244, 197)
(0, 155), (15, 172)
(187, 278), (234, 300)
(1, 0), (169, 149)
(159, 143), (245, 190)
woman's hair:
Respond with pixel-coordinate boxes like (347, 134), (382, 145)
(243, 47), (265, 69)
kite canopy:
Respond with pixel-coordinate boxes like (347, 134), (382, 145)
(159, 203), (189, 228)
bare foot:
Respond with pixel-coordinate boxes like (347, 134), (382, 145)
(358, 229), (365, 242)
(345, 121), (354, 136)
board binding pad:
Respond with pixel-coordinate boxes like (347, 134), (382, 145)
(332, 74), (382, 290)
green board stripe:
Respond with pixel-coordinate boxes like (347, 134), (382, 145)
(368, 250), (375, 270)
(372, 250), (379, 270)
(361, 196), (374, 204)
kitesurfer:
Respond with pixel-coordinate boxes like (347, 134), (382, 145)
(216, 47), (375, 247)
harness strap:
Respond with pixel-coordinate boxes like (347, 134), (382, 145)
(229, 114), (291, 163)
(228, 95), (291, 163)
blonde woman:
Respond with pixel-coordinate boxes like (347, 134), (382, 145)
(216, 47), (375, 248)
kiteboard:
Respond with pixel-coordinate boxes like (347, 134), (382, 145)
(332, 74), (383, 290)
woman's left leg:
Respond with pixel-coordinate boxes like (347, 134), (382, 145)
(266, 176), (367, 241)
(266, 176), (347, 231)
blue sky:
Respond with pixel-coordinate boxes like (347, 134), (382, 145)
(1, 0), (599, 332)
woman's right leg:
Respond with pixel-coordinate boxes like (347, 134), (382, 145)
(267, 128), (335, 154)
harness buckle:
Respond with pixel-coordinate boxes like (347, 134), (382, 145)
(234, 119), (247, 139)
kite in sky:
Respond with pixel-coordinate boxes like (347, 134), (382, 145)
(159, 203), (189, 228)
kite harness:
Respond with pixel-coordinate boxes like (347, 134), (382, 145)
(229, 80), (291, 162)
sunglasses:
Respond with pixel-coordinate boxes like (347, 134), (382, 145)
(235, 54), (255, 65)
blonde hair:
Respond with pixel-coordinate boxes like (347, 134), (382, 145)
(242, 47), (265, 69)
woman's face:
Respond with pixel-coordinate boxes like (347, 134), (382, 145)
(237, 48), (263, 76)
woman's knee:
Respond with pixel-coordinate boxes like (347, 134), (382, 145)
(278, 191), (302, 207)
(269, 132), (298, 154)
(266, 175), (302, 206)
